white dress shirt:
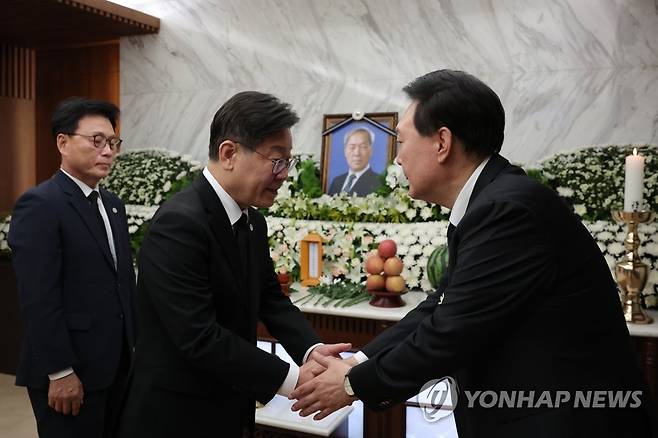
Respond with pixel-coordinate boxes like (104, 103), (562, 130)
(49, 169), (118, 381)
(352, 156), (491, 365)
(203, 167), (320, 396)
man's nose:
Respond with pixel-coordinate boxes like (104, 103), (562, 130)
(100, 143), (114, 157)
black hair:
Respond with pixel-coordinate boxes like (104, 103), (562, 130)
(403, 69), (505, 156)
(51, 97), (120, 138)
(208, 91), (300, 160)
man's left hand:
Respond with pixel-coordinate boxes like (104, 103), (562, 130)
(290, 355), (355, 420)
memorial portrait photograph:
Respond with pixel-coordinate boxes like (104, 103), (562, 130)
(321, 113), (397, 196)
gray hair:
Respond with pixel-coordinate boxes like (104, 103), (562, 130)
(343, 127), (375, 147)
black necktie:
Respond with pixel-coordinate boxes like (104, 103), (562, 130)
(342, 174), (356, 193)
(88, 191), (110, 245)
(234, 213), (250, 285)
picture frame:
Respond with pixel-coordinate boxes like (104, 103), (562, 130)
(321, 112), (398, 196)
(300, 233), (324, 287)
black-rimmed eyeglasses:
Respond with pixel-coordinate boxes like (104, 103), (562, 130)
(66, 133), (123, 151)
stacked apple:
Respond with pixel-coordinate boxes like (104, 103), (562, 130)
(365, 239), (405, 293)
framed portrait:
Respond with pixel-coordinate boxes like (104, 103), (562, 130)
(321, 112), (398, 197)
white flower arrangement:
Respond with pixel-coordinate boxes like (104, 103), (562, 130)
(103, 149), (202, 206)
(2, 146), (658, 308)
(2, 201), (658, 308)
(267, 218), (448, 290)
(0, 214), (10, 255)
(269, 164), (446, 223)
(530, 144), (658, 220)
(125, 205), (159, 234)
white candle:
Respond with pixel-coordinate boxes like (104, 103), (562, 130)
(624, 148), (644, 211)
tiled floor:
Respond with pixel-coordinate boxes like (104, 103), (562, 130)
(0, 373), (37, 438)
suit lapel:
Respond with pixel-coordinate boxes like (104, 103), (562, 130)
(193, 176), (244, 293)
(447, 155), (525, 276)
(54, 171), (116, 272)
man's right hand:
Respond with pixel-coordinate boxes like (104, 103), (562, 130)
(48, 372), (84, 416)
(296, 359), (326, 389)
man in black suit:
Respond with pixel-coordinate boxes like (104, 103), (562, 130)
(8, 97), (136, 438)
(327, 127), (381, 196)
(292, 70), (655, 437)
(118, 91), (350, 438)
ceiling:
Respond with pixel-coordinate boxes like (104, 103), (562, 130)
(1, 0), (159, 47)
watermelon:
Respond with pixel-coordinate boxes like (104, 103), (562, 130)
(426, 244), (449, 289)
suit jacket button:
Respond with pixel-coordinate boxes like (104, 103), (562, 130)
(119, 313), (124, 319)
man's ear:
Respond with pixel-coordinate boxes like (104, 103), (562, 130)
(434, 127), (453, 164)
(218, 140), (238, 170)
(56, 133), (71, 158)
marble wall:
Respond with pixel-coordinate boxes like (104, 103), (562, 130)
(115, 0), (658, 165)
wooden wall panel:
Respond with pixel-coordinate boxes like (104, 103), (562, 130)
(35, 42), (120, 183)
(0, 44), (36, 212)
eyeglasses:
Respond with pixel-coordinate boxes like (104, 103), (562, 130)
(237, 144), (297, 175)
(66, 133), (123, 151)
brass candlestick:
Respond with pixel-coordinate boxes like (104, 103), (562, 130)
(611, 210), (655, 324)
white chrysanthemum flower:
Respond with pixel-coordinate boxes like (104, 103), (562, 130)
(586, 221), (606, 233)
(404, 235), (417, 246)
(643, 243), (658, 257)
(574, 205), (587, 216)
(423, 245), (435, 256)
(556, 187), (574, 197)
(419, 234), (431, 246)
(420, 207), (433, 220)
(607, 242), (625, 255)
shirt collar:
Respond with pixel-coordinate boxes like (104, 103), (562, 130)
(448, 156), (490, 227)
(60, 168), (98, 197)
(202, 167), (246, 226)
(349, 164), (370, 180)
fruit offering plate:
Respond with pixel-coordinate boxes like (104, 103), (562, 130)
(367, 289), (408, 308)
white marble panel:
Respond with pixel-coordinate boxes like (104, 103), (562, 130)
(114, 0), (658, 164)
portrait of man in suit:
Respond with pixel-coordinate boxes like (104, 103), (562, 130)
(292, 70), (655, 438)
(118, 91), (349, 438)
(327, 127), (382, 196)
(8, 97), (136, 438)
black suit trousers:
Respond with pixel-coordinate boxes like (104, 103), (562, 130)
(28, 338), (131, 438)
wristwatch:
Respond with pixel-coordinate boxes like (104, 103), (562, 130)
(343, 369), (355, 397)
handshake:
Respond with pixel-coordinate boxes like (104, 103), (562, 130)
(289, 343), (359, 421)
